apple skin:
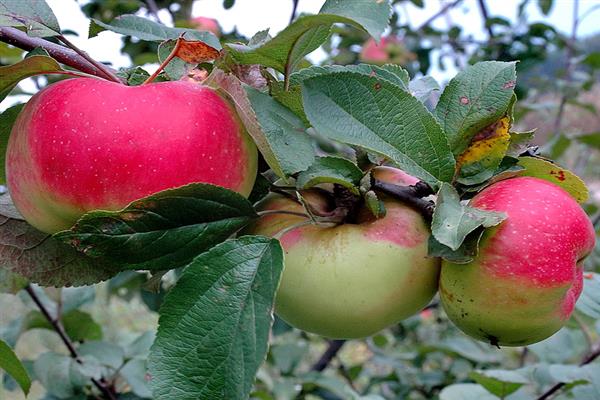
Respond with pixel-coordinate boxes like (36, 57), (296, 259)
(440, 177), (595, 346)
(246, 166), (440, 339)
(6, 78), (257, 233)
(359, 36), (415, 66)
(190, 16), (221, 36)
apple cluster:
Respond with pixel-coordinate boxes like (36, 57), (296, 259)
(5, 76), (595, 347)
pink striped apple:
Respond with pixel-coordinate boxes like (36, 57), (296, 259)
(6, 78), (258, 233)
(246, 166), (440, 339)
(440, 177), (595, 346)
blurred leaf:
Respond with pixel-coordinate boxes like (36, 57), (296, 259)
(469, 370), (528, 397)
(148, 237), (284, 400)
(435, 61), (517, 156)
(434, 337), (502, 363)
(0, 104), (24, 184)
(121, 358), (152, 398)
(409, 75), (440, 103)
(440, 383), (498, 400)
(61, 286), (95, 313)
(223, 0), (235, 9)
(55, 183), (258, 271)
(516, 157), (588, 203)
(78, 341), (124, 370)
(582, 52), (600, 70)
(319, 0), (391, 40)
(0, 0), (60, 37)
(125, 331), (155, 359)
(529, 328), (587, 363)
(245, 85), (315, 177)
(0, 339), (30, 396)
(431, 183), (505, 251)
(0, 269), (27, 294)
(537, 0), (554, 15)
(576, 132), (600, 149)
(576, 273), (600, 319)
(33, 353), (83, 398)
(301, 71), (455, 187)
(24, 309), (102, 341)
(89, 15), (221, 48)
(296, 157), (363, 194)
(271, 342), (308, 375)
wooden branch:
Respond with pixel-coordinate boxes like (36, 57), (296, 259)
(311, 340), (346, 371)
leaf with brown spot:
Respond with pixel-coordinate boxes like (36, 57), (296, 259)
(456, 116), (511, 185)
(175, 37), (221, 64)
(516, 157), (589, 203)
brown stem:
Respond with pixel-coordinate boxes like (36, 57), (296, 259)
(25, 285), (117, 400)
(476, 0), (494, 40)
(537, 340), (600, 400)
(372, 180), (435, 222)
(311, 340), (346, 371)
(144, 0), (164, 24)
(143, 37), (183, 84)
(57, 35), (121, 83)
(0, 27), (122, 81)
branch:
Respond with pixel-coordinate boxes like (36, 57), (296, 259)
(415, 0), (462, 31)
(289, 0), (300, 25)
(57, 35), (121, 83)
(311, 340), (346, 371)
(476, 0), (494, 40)
(144, 0), (164, 24)
(25, 285), (117, 400)
(372, 180), (435, 222)
(536, 340), (600, 400)
(0, 27), (123, 82)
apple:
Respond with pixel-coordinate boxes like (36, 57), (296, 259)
(246, 166), (440, 339)
(440, 177), (595, 346)
(359, 36), (416, 66)
(6, 78), (258, 234)
(190, 16), (221, 37)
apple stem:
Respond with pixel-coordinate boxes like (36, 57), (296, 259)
(372, 179), (435, 222)
(143, 37), (183, 85)
(57, 35), (122, 83)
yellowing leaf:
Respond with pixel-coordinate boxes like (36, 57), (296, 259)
(517, 156), (588, 203)
(456, 116), (511, 185)
(175, 38), (221, 63)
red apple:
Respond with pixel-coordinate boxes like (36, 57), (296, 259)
(6, 78), (258, 233)
(190, 16), (221, 37)
(245, 166), (440, 339)
(359, 36), (416, 66)
(440, 177), (595, 346)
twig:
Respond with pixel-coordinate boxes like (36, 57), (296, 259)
(372, 180), (435, 222)
(143, 36), (183, 84)
(537, 340), (600, 400)
(476, 0), (494, 40)
(144, 0), (164, 24)
(289, 0), (300, 25)
(311, 340), (346, 371)
(518, 347), (529, 368)
(0, 27), (122, 81)
(57, 35), (121, 83)
(25, 285), (117, 400)
(415, 0), (462, 31)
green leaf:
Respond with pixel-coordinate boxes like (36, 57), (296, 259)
(157, 40), (188, 80)
(0, 203), (122, 287)
(0, 104), (23, 184)
(576, 132), (600, 149)
(0, 338), (30, 396)
(121, 358), (152, 398)
(33, 352), (94, 398)
(89, 14), (221, 49)
(431, 183), (505, 251)
(469, 370), (528, 398)
(435, 61), (517, 156)
(116, 66), (152, 86)
(296, 157), (363, 194)
(319, 0), (391, 40)
(409, 75), (440, 103)
(226, 0), (391, 74)
(439, 383), (499, 400)
(245, 86), (315, 176)
(434, 337), (502, 363)
(428, 228), (484, 264)
(576, 273), (600, 319)
(301, 71), (455, 187)
(292, 64), (409, 91)
(0, 269), (27, 294)
(516, 156), (588, 203)
(537, 0), (554, 15)
(0, 55), (66, 103)
(23, 309), (102, 341)
(0, 0), (60, 37)
(148, 236), (284, 400)
(78, 341), (124, 370)
(55, 183), (258, 271)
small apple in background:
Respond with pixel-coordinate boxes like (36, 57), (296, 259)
(6, 78), (258, 234)
(440, 177), (595, 346)
(190, 16), (221, 37)
(359, 36), (416, 66)
(246, 166), (440, 339)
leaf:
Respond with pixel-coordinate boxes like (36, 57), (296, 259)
(296, 157), (363, 194)
(516, 156), (588, 203)
(576, 272), (600, 319)
(431, 183), (505, 251)
(158, 37), (221, 80)
(89, 14), (221, 49)
(0, 104), (24, 184)
(576, 132), (600, 149)
(121, 359), (152, 398)
(0, 55), (66, 103)
(469, 370), (529, 398)
(55, 183), (258, 272)
(428, 228), (484, 264)
(78, 341), (124, 370)
(0, 213), (122, 287)
(409, 75), (440, 103)
(301, 71), (455, 187)
(245, 86), (315, 177)
(116, 66), (152, 86)
(434, 337), (502, 363)
(456, 116), (511, 185)
(319, 0), (391, 40)
(435, 61), (517, 156)
(226, 0), (392, 74)
(23, 309), (102, 341)
(0, 0), (60, 37)
(538, 0), (554, 15)
(0, 269), (27, 294)
(0, 338), (30, 396)
(439, 383), (499, 400)
(148, 236), (284, 400)
(33, 352), (93, 398)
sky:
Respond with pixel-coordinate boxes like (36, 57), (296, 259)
(4, 0), (600, 110)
